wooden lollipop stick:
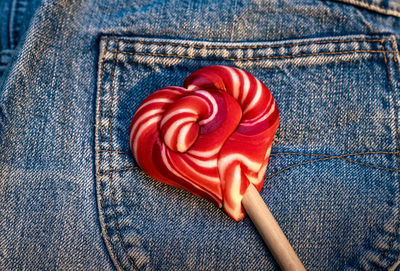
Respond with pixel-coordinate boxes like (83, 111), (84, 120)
(242, 184), (306, 271)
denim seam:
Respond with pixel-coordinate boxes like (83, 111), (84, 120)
(97, 167), (139, 176)
(266, 151), (400, 179)
(388, 37), (400, 270)
(332, 0), (400, 17)
(371, 39), (400, 270)
(96, 39), (125, 270)
(97, 40), (141, 271)
(108, 49), (395, 61)
(96, 151), (400, 177)
(8, 0), (17, 48)
(0, 50), (14, 55)
(8, 0), (30, 48)
(390, 39), (398, 63)
(107, 41), (140, 271)
(103, 37), (385, 50)
(96, 149), (131, 155)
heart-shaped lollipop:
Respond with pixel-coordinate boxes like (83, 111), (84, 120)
(129, 65), (305, 270)
(129, 65), (279, 221)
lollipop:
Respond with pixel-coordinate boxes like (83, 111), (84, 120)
(129, 65), (305, 270)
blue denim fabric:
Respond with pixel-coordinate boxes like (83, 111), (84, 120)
(0, 0), (42, 80)
(2, 0), (400, 270)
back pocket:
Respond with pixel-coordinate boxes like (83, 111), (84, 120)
(95, 34), (400, 271)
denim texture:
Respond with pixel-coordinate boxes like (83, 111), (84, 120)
(0, 0), (42, 80)
(2, 0), (400, 270)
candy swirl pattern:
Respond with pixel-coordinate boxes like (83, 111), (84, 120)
(129, 65), (279, 221)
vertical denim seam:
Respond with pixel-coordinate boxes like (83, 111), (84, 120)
(390, 39), (398, 64)
(387, 37), (400, 269)
(372, 39), (400, 270)
(97, 39), (125, 270)
(108, 41), (140, 271)
(7, 0), (17, 49)
(10, 0), (28, 48)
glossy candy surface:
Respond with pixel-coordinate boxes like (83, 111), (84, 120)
(129, 65), (279, 221)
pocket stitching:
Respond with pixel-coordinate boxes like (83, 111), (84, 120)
(107, 40), (140, 270)
(98, 36), (400, 270)
(387, 38), (400, 270)
(96, 40), (126, 270)
(104, 37), (385, 50)
(107, 49), (397, 62)
(97, 39), (139, 271)
(371, 38), (400, 271)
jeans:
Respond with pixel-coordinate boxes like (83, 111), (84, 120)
(1, 0), (400, 270)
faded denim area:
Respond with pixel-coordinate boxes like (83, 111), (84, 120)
(2, 0), (400, 270)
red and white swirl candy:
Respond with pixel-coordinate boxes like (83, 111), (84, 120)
(129, 65), (279, 221)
